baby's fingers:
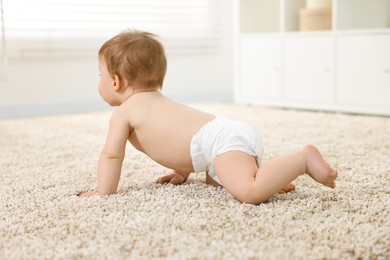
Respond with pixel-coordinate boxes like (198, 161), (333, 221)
(169, 174), (185, 185)
(156, 173), (185, 185)
(169, 176), (182, 185)
(169, 176), (179, 185)
(156, 174), (175, 184)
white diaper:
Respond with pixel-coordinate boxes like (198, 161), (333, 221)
(190, 116), (264, 185)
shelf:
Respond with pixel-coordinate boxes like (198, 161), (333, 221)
(336, 0), (390, 31)
(240, 0), (280, 33)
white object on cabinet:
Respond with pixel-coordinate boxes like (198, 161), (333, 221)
(306, 0), (332, 9)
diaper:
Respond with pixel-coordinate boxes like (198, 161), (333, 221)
(190, 116), (264, 185)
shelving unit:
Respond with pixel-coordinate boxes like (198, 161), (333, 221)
(234, 0), (390, 116)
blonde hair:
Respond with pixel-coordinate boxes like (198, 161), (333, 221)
(99, 30), (167, 89)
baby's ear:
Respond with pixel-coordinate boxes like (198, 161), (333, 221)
(112, 74), (122, 91)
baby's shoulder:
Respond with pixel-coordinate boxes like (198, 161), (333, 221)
(109, 106), (130, 125)
(112, 97), (149, 126)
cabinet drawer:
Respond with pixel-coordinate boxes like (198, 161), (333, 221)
(239, 37), (282, 99)
(284, 37), (334, 102)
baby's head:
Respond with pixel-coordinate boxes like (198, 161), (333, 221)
(98, 30), (167, 90)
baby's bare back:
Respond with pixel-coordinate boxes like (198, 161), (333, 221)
(122, 91), (215, 173)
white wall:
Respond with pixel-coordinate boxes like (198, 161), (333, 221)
(0, 2), (234, 118)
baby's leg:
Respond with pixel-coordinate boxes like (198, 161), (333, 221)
(213, 145), (337, 204)
(205, 171), (295, 194)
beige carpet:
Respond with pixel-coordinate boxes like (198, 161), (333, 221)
(0, 103), (389, 259)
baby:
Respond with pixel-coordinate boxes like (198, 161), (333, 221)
(79, 30), (338, 204)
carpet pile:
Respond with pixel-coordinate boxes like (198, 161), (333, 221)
(0, 103), (389, 259)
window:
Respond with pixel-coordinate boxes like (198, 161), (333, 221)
(0, 0), (221, 58)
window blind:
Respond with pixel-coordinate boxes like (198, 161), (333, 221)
(1, 0), (221, 58)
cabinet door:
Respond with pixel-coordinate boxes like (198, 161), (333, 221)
(284, 37), (334, 102)
(337, 35), (390, 109)
(239, 37), (282, 100)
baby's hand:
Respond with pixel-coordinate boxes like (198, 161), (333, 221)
(156, 172), (187, 185)
(78, 191), (98, 198)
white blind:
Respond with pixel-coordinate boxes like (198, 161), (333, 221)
(1, 0), (221, 58)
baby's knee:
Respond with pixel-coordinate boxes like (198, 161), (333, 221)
(233, 187), (269, 205)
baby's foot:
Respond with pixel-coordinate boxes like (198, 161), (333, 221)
(303, 145), (338, 188)
(278, 183), (295, 194)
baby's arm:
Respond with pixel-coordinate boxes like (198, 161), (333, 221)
(79, 109), (130, 197)
(156, 171), (190, 185)
(97, 109), (131, 195)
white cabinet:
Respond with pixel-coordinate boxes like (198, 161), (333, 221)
(234, 0), (390, 116)
(337, 35), (390, 112)
(239, 37), (282, 101)
(284, 37), (333, 103)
